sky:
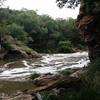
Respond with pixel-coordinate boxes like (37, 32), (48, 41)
(5, 0), (79, 19)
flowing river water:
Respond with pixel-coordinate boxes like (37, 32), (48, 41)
(0, 52), (90, 93)
(0, 52), (89, 79)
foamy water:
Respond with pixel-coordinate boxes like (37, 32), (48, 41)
(0, 52), (90, 79)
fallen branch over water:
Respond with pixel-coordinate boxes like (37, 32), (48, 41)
(28, 69), (86, 94)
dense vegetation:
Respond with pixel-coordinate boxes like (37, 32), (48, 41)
(0, 0), (100, 99)
(0, 8), (85, 53)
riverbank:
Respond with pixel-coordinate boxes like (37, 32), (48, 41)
(0, 52), (90, 99)
(0, 66), (87, 100)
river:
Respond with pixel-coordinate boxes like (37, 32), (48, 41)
(0, 52), (89, 80)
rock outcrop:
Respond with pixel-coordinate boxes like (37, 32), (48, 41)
(0, 35), (40, 60)
(76, 1), (100, 62)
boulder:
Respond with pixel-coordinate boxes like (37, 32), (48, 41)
(0, 35), (41, 60)
(0, 48), (40, 60)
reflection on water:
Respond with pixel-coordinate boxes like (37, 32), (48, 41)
(0, 52), (90, 80)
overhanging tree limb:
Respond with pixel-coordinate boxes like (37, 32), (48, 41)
(0, 0), (6, 7)
(56, 0), (80, 8)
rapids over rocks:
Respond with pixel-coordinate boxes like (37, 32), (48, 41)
(0, 52), (89, 80)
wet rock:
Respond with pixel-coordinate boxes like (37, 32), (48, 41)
(0, 49), (8, 59)
(0, 92), (34, 100)
(3, 49), (40, 60)
(11, 94), (33, 100)
(4, 49), (28, 59)
(70, 69), (87, 78)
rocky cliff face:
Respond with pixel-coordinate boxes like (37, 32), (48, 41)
(76, 1), (100, 62)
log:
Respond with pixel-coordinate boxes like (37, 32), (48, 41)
(33, 77), (81, 93)
(28, 69), (86, 94)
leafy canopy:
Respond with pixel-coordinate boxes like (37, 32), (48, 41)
(56, 0), (80, 8)
(56, 0), (100, 14)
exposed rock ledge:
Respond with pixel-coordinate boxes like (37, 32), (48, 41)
(0, 35), (41, 60)
(0, 48), (40, 60)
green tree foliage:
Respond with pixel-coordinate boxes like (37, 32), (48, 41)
(56, 0), (100, 14)
(7, 23), (28, 42)
(57, 40), (73, 53)
(0, 8), (84, 53)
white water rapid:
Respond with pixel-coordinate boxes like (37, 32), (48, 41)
(0, 52), (90, 79)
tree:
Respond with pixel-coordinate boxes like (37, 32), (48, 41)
(57, 40), (73, 53)
(0, 0), (6, 7)
(56, 0), (80, 8)
(0, 8), (85, 53)
(7, 23), (28, 42)
(57, 0), (100, 62)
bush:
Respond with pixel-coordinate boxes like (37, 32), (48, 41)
(30, 73), (40, 80)
(87, 59), (100, 94)
(57, 40), (73, 53)
(88, 59), (100, 78)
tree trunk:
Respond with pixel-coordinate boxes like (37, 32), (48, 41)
(76, 1), (100, 62)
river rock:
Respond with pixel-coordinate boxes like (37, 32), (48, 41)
(0, 90), (34, 100)
(0, 94), (33, 100)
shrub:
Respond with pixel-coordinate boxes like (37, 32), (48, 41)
(57, 40), (73, 53)
(87, 59), (100, 94)
(30, 73), (40, 80)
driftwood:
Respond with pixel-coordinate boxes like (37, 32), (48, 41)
(33, 77), (81, 93)
(28, 69), (86, 94)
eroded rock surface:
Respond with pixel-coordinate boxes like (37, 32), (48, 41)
(0, 35), (40, 60)
(76, 1), (100, 61)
